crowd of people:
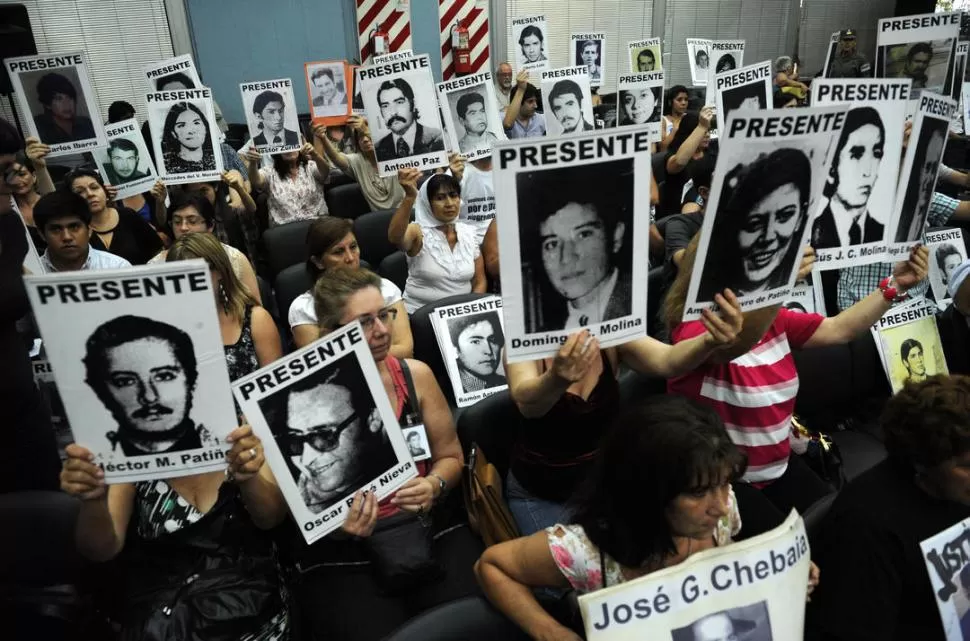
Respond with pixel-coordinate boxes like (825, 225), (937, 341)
(4, 20), (970, 641)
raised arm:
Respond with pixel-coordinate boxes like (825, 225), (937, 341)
(388, 300), (414, 358)
(149, 180), (168, 229)
(25, 137), (55, 195)
(388, 168), (423, 256)
(506, 331), (599, 418)
(503, 70), (531, 131)
(312, 122), (351, 174)
(482, 219), (500, 282)
(302, 142), (331, 186)
(223, 171), (257, 214)
(660, 116), (679, 152)
(666, 105), (713, 175)
(244, 147), (267, 191)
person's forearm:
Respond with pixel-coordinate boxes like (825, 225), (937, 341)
(503, 92), (524, 129)
(388, 194), (415, 247)
(670, 126), (707, 171)
(238, 474), (287, 530)
(34, 166), (55, 195)
(75, 499), (123, 562)
(312, 156), (331, 185)
(233, 184), (258, 213)
(949, 200), (970, 221)
(319, 134), (351, 173)
(828, 290), (891, 343)
(476, 561), (575, 641)
(472, 272), (487, 293)
(428, 456), (463, 493)
(510, 369), (572, 418)
(653, 333), (719, 377)
(246, 159), (264, 191)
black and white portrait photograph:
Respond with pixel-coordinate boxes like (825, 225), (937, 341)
(705, 41), (746, 107)
(437, 71), (506, 162)
(687, 38), (712, 86)
(616, 72), (664, 142)
(926, 228), (968, 305)
(671, 601), (773, 641)
(6, 52), (106, 156)
(403, 426), (431, 461)
(240, 78), (301, 154)
(784, 282), (819, 315)
(92, 118), (158, 200)
(232, 322), (416, 544)
(714, 62), (772, 134)
(812, 79), (910, 269)
(540, 68), (595, 137)
(572, 34), (606, 86)
(306, 61), (349, 120)
(893, 97), (952, 246)
(359, 53), (448, 176)
(23, 262), (238, 483)
(146, 87), (224, 185)
(684, 106), (842, 319)
(822, 31), (841, 78)
(351, 65), (365, 114)
(876, 11), (960, 96)
(512, 15), (549, 72)
(143, 54), (202, 92)
(628, 38), (661, 74)
(877, 303), (949, 394)
(431, 296), (508, 406)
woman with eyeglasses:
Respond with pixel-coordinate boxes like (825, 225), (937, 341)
(288, 216), (412, 355)
(285, 267), (479, 641)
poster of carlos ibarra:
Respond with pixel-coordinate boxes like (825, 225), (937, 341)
(681, 107), (847, 321)
(494, 128), (651, 362)
(580, 511), (810, 641)
(231, 322), (417, 544)
(23, 261), (238, 483)
(437, 71), (506, 162)
(875, 11), (961, 97)
(922, 515), (970, 640)
(430, 296), (508, 407)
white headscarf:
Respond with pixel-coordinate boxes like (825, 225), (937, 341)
(412, 174), (477, 273)
(414, 172), (465, 228)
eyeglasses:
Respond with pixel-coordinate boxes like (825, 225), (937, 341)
(357, 307), (398, 332)
(282, 412), (358, 455)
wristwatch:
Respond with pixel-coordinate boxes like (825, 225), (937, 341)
(429, 473), (447, 499)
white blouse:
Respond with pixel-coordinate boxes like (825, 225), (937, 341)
(403, 222), (480, 314)
(288, 277), (403, 328)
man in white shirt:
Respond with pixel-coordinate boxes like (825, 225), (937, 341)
(34, 191), (131, 272)
(494, 62), (513, 113)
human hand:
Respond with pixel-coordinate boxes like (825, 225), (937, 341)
(25, 137), (50, 167)
(448, 152), (465, 181)
(398, 167), (421, 197)
(551, 330), (600, 384)
(311, 123), (328, 141)
(698, 106), (715, 130)
(150, 180), (167, 203)
(104, 183), (119, 203)
(892, 244), (929, 292)
(390, 476), (436, 513)
(516, 70), (530, 89)
(221, 170), (244, 192)
(902, 121), (913, 150)
(806, 561), (820, 602)
(300, 142), (318, 161)
(347, 115), (365, 131)
(342, 490), (379, 538)
(60, 444), (106, 501)
(244, 147), (262, 164)
(535, 625), (585, 641)
(701, 289), (742, 350)
(225, 424), (265, 484)
(797, 245), (816, 282)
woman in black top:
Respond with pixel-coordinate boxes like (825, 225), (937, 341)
(661, 106), (714, 219)
(67, 168), (161, 265)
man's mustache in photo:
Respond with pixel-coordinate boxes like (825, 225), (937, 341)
(133, 403), (174, 419)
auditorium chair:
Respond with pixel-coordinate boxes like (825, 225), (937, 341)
(646, 265), (666, 338)
(325, 183), (371, 220)
(381, 596), (531, 641)
(456, 389), (522, 482)
(802, 492), (838, 546)
(411, 293), (494, 406)
(651, 151), (667, 189)
(354, 210), (397, 267)
(273, 263), (313, 348)
(261, 219), (313, 280)
(324, 171), (354, 190)
(379, 251), (408, 293)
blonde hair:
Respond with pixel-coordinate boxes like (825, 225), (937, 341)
(661, 232), (702, 332)
(166, 232), (257, 322)
(313, 267), (383, 330)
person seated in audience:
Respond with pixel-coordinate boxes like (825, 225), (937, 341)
(66, 167), (161, 265)
(288, 216), (412, 354)
(245, 140), (329, 226)
(774, 56), (809, 102)
(447, 151), (496, 244)
(315, 116), (405, 213)
(148, 191), (261, 303)
(661, 156), (715, 293)
(180, 175), (260, 265)
(807, 375), (970, 641)
(663, 236), (929, 514)
(34, 191), (131, 272)
(166, 232), (280, 393)
(938, 259), (970, 375)
(660, 85), (689, 151)
(290, 268), (478, 641)
(476, 396), (819, 640)
(661, 107), (714, 219)
(505, 293), (743, 535)
(60, 422), (289, 638)
(5, 137), (55, 251)
(503, 71), (546, 139)
(389, 168), (487, 313)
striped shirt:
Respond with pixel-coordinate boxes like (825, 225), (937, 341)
(668, 309), (825, 485)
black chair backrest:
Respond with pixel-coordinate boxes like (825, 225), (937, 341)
(652, 150), (667, 186)
(456, 389), (522, 481)
(354, 210), (397, 267)
(646, 265), (665, 338)
(412, 292), (492, 403)
(261, 220), (312, 280)
(382, 596), (531, 641)
(379, 251), (408, 293)
(274, 263), (313, 338)
(325, 183), (371, 220)
(802, 492), (837, 546)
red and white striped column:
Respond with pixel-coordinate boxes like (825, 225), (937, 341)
(356, 0), (413, 64)
(439, 0), (490, 80)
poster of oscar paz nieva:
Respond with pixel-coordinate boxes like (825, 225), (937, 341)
(494, 128), (651, 362)
(682, 106), (847, 321)
(23, 261), (238, 483)
(580, 511), (810, 641)
(231, 322), (417, 544)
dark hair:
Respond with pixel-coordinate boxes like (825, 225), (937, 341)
(377, 79), (417, 118)
(37, 73), (77, 107)
(448, 312), (504, 348)
(108, 137), (140, 157)
(456, 92), (486, 120)
(161, 102), (213, 157)
(548, 79), (584, 107)
(908, 42), (934, 61)
(715, 54), (736, 73)
(156, 72), (195, 91)
(253, 90), (285, 118)
(518, 25), (543, 46)
(168, 190), (215, 229)
(66, 167), (106, 190)
(937, 243), (962, 274)
(882, 375), (970, 470)
(669, 111), (701, 154)
(664, 85), (689, 115)
(571, 396), (746, 569)
(824, 106), (885, 199)
(695, 49), (709, 64)
(305, 217), (355, 281)
(637, 49), (656, 64)
(509, 82), (540, 106)
(313, 267), (384, 330)
(34, 191), (92, 230)
(272, 148), (308, 180)
(689, 153), (716, 192)
(311, 67), (335, 85)
(107, 101), (135, 124)
(83, 315), (198, 408)
(900, 338), (924, 363)
(0, 117), (22, 155)
(426, 173), (462, 201)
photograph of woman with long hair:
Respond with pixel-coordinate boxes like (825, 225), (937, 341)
(160, 101), (216, 174)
